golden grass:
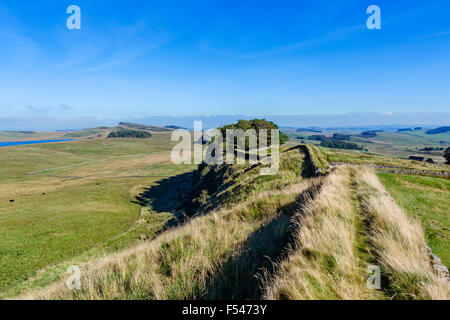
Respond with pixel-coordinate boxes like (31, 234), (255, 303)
(18, 177), (313, 300)
(264, 166), (448, 300)
(14, 150), (448, 300)
(263, 167), (376, 300)
(355, 168), (449, 300)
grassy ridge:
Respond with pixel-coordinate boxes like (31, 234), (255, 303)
(305, 145), (329, 171)
(263, 166), (448, 300)
(20, 148), (312, 299)
(264, 167), (379, 300)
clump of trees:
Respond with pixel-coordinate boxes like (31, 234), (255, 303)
(445, 147), (450, 164)
(308, 135), (327, 141)
(332, 133), (351, 141)
(219, 119), (289, 146)
(308, 134), (351, 141)
(420, 147), (444, 151)
(426, 126), (450, 135)
(164, 125), (187, 130)
(320, 140), (363, 150)
(306, 133), (361, 150)
(361, 130), (381, 138)
(108, 129), (152, 139)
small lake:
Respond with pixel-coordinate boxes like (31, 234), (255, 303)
(0, 139), (78, 148)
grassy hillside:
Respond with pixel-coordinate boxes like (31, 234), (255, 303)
(0, 133), (195, 297)
(287, 128), (450, 163)
(1, 132), (448, 300)
(63, 128), (109, 138)
(13, 145), (448, 300)
(18, 148), (318, 299)
(322, 148), (450, 173)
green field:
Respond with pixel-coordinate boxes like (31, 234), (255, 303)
(0, 134), (195, 296)
(321, 148), (450, 172)
(286, 129), (449, 163)
(351, 130), (449, 161)
(1, 129), (449, 300)
(378, 173), (449, 267)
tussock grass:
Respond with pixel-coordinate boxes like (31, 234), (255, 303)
(263, 167), (376, 300)
(355, 168), (449, 300)
(264, 166), (448, 300)
(20, 181), (310, 300)
(19, 149), (313, 300)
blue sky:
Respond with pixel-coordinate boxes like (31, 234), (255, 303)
(0, 0), (449, 125)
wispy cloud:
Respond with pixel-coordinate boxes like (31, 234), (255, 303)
(0, 8), (37, 67)
(199, 25), (364, 58)
(55, 20), (171, 72)
(411, 30), (450, 41)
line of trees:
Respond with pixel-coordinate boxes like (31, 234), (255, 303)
(107, 129), (152, 139)
(320, 139), (363, 150)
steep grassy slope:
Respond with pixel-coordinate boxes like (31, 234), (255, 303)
(20, 148), (319, 299)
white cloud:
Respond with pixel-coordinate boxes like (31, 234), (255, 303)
(54, 20), (171, 72)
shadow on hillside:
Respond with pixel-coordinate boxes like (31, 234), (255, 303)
(299, 145), (316, 179)
(133, 172), (193, 213)
(201, 181), (323, 300)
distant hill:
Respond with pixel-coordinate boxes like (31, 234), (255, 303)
(63, 128), (107, 138)
(426, 126), (450, 135)
(118, 122), (173, 132)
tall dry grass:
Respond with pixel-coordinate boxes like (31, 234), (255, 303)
(264, 167), (377, 300)
(355, 168), (449, 300)
(19, 178), (314, 300)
